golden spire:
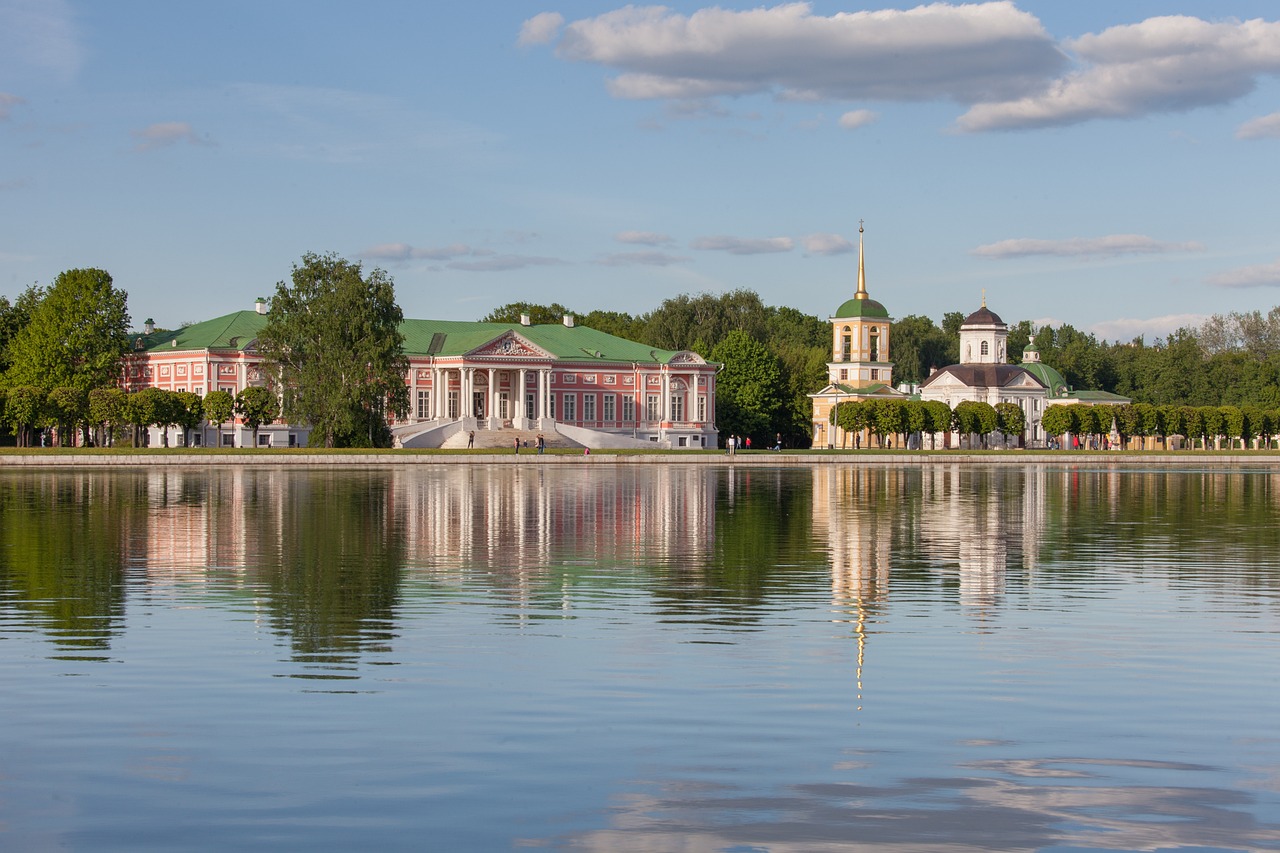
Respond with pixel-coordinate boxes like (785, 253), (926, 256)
(855, 219), (867, 300)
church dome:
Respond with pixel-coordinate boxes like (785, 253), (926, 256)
(835, 296), (890, 319)
(1021, 362), (1068, 396)
(962, 305), (1004, 327)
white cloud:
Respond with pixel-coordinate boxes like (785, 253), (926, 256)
(0, 0), (82, 81)
(615, 230), (673, 246)
(359, 242), (472, 262)
(802, 233), (853, 255)
(0, 92), (25, 120)
(447, 255), (566, 272)
(518, 12), (564, 47)
(596, 250), (689, 267)
(958, 15), (1280, 131)
(691, 235), (794, 255)
(551, 2), (1063, 104)
(838, 109), (877, 130)
(972, 234), (1202, 259)
(1207, 258), (1280, 289)
(130, 122), (212, 151)
(1237, 111), (1280, 139)
(1090, 314), (1207, 342)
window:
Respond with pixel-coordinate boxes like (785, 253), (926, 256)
(583, 394), (596, 422)
(981, 341), (989, 356)
(622, 396), (635, 422)
(563, 394), (576, 422)
(646, 394), (660, 422)
(417, 390), (431, 419)
(222, 434), (235, 447)
(549, 394), (556, 419)
(526, 393), (535, 420)
(258, 433), (271, 447)
(448, 391), (459, 418)
(603, 394), (615, 422)
(697, 396), (706, 422)
(871, 369), (878, 381)
(670, 395), (684, 421)
(839, 369), (847, 380)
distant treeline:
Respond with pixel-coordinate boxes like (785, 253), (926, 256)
(484, 294), (1280, 447)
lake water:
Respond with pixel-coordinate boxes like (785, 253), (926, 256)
(2, 463), (1279, 852)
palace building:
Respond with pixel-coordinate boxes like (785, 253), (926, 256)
(123, 301), (719, 450)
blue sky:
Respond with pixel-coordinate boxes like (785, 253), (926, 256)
(2, 1), (1279, 342)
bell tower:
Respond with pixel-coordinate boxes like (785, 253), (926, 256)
(828, 222), (893, 388)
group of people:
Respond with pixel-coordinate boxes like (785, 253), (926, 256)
(512, 434), (547, 454)
(725, 434), (785, 454)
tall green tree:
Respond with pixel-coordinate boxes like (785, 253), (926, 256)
(4, 386), (46, 447)
(235, 386), (279, 447)
(709, 330), (783, 442)
(258, 253), (409, 448)
(88, 387), (126, 447)
(4, 269), (130, 392)
(203, 390), (235, 448)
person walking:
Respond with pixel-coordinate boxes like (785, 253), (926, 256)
(514, 436), (520, 454)
(774, 433), (782, 452)
(467, 431), (475, 449)
(537, 434), (545, 454)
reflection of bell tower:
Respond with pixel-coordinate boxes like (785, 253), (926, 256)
(828, 222), (894, 388)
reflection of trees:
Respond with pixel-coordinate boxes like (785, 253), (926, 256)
(0, 472), (141, 657)
(253, 471), (406, 661)
(1035, 468), (1280, 592)
(645, 468), (827, 622)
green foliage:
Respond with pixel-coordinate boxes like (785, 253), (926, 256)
(889, 314), (952, 384)
(203, 390), (235, 447)
(1041, 404), (1077, 439)
(174, 391), (204, 446)
(954, 401), (999, 446)
(4, 269), (129, 392)
(87, 387), (126, 446)
(995, 401), (1025, 440)
(258, 252), (409, 448)
(709, 330), (783, 441)
(235, 386), (279, 445)
(482, 302), (574, 325)
(4, 385), (46, 447)
(46, 386), (87, 446)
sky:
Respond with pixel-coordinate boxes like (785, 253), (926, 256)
(2, 1), (1280, 343)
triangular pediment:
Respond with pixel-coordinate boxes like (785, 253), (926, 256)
(467, 331), (554, 359)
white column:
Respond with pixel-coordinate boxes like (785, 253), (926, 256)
(519, 368), (528, 425)
(661, 371), (670, 422)
(487, 367), (497, 422)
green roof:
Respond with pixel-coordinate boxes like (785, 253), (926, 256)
(133, 311), (267, 353)
(1020, 362), (1068, 396)
(134, 312), (689, 364)
(1066, 389), (1130, 403)
(834, 296), (890, 319)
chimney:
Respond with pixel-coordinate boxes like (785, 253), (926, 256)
(255, 297), (267, 315)
(563, 314), (575, 328)
(144, 318), (155, 334)
(929, 366), (937, 376)
(520, 313), (531, 326)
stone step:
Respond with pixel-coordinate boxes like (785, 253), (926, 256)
(442, 428), (581, 450)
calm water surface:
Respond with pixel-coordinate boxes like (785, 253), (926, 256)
(1, 464), (1278, 852)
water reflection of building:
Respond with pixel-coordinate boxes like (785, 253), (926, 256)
(392, 466), (715, 575)
(814, 465), (1051, 614)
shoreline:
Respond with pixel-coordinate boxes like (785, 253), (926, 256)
(4, 450), (1280, 467)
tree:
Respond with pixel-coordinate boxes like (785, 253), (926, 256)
(4, 269), (130, 392)
(1221, 406), (1245, 450)
(482, 302), (575, 325)
(922, 400), (952, 449)
(954, 401), (998, 448)
(174, 391), (204, 447)
(0, 285), (42, 376)
(125, 388), (168, 448)
(5, 386), (46, 447)
(258, 253), (409, 448)
(1041, 404), (1077, 445)
(235, 386), (279, 447)
(709, 330), (783, 442)
(203, 390), (235, 448)
(995, 401), (1025, 447)
(88, 387), (126, 447)
(1200, 406), (1225, 450)
(46, 386), (87, 447)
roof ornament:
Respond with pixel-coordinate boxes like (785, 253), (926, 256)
(855, 219), (867, 301)
(981, 287), (986, 308)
